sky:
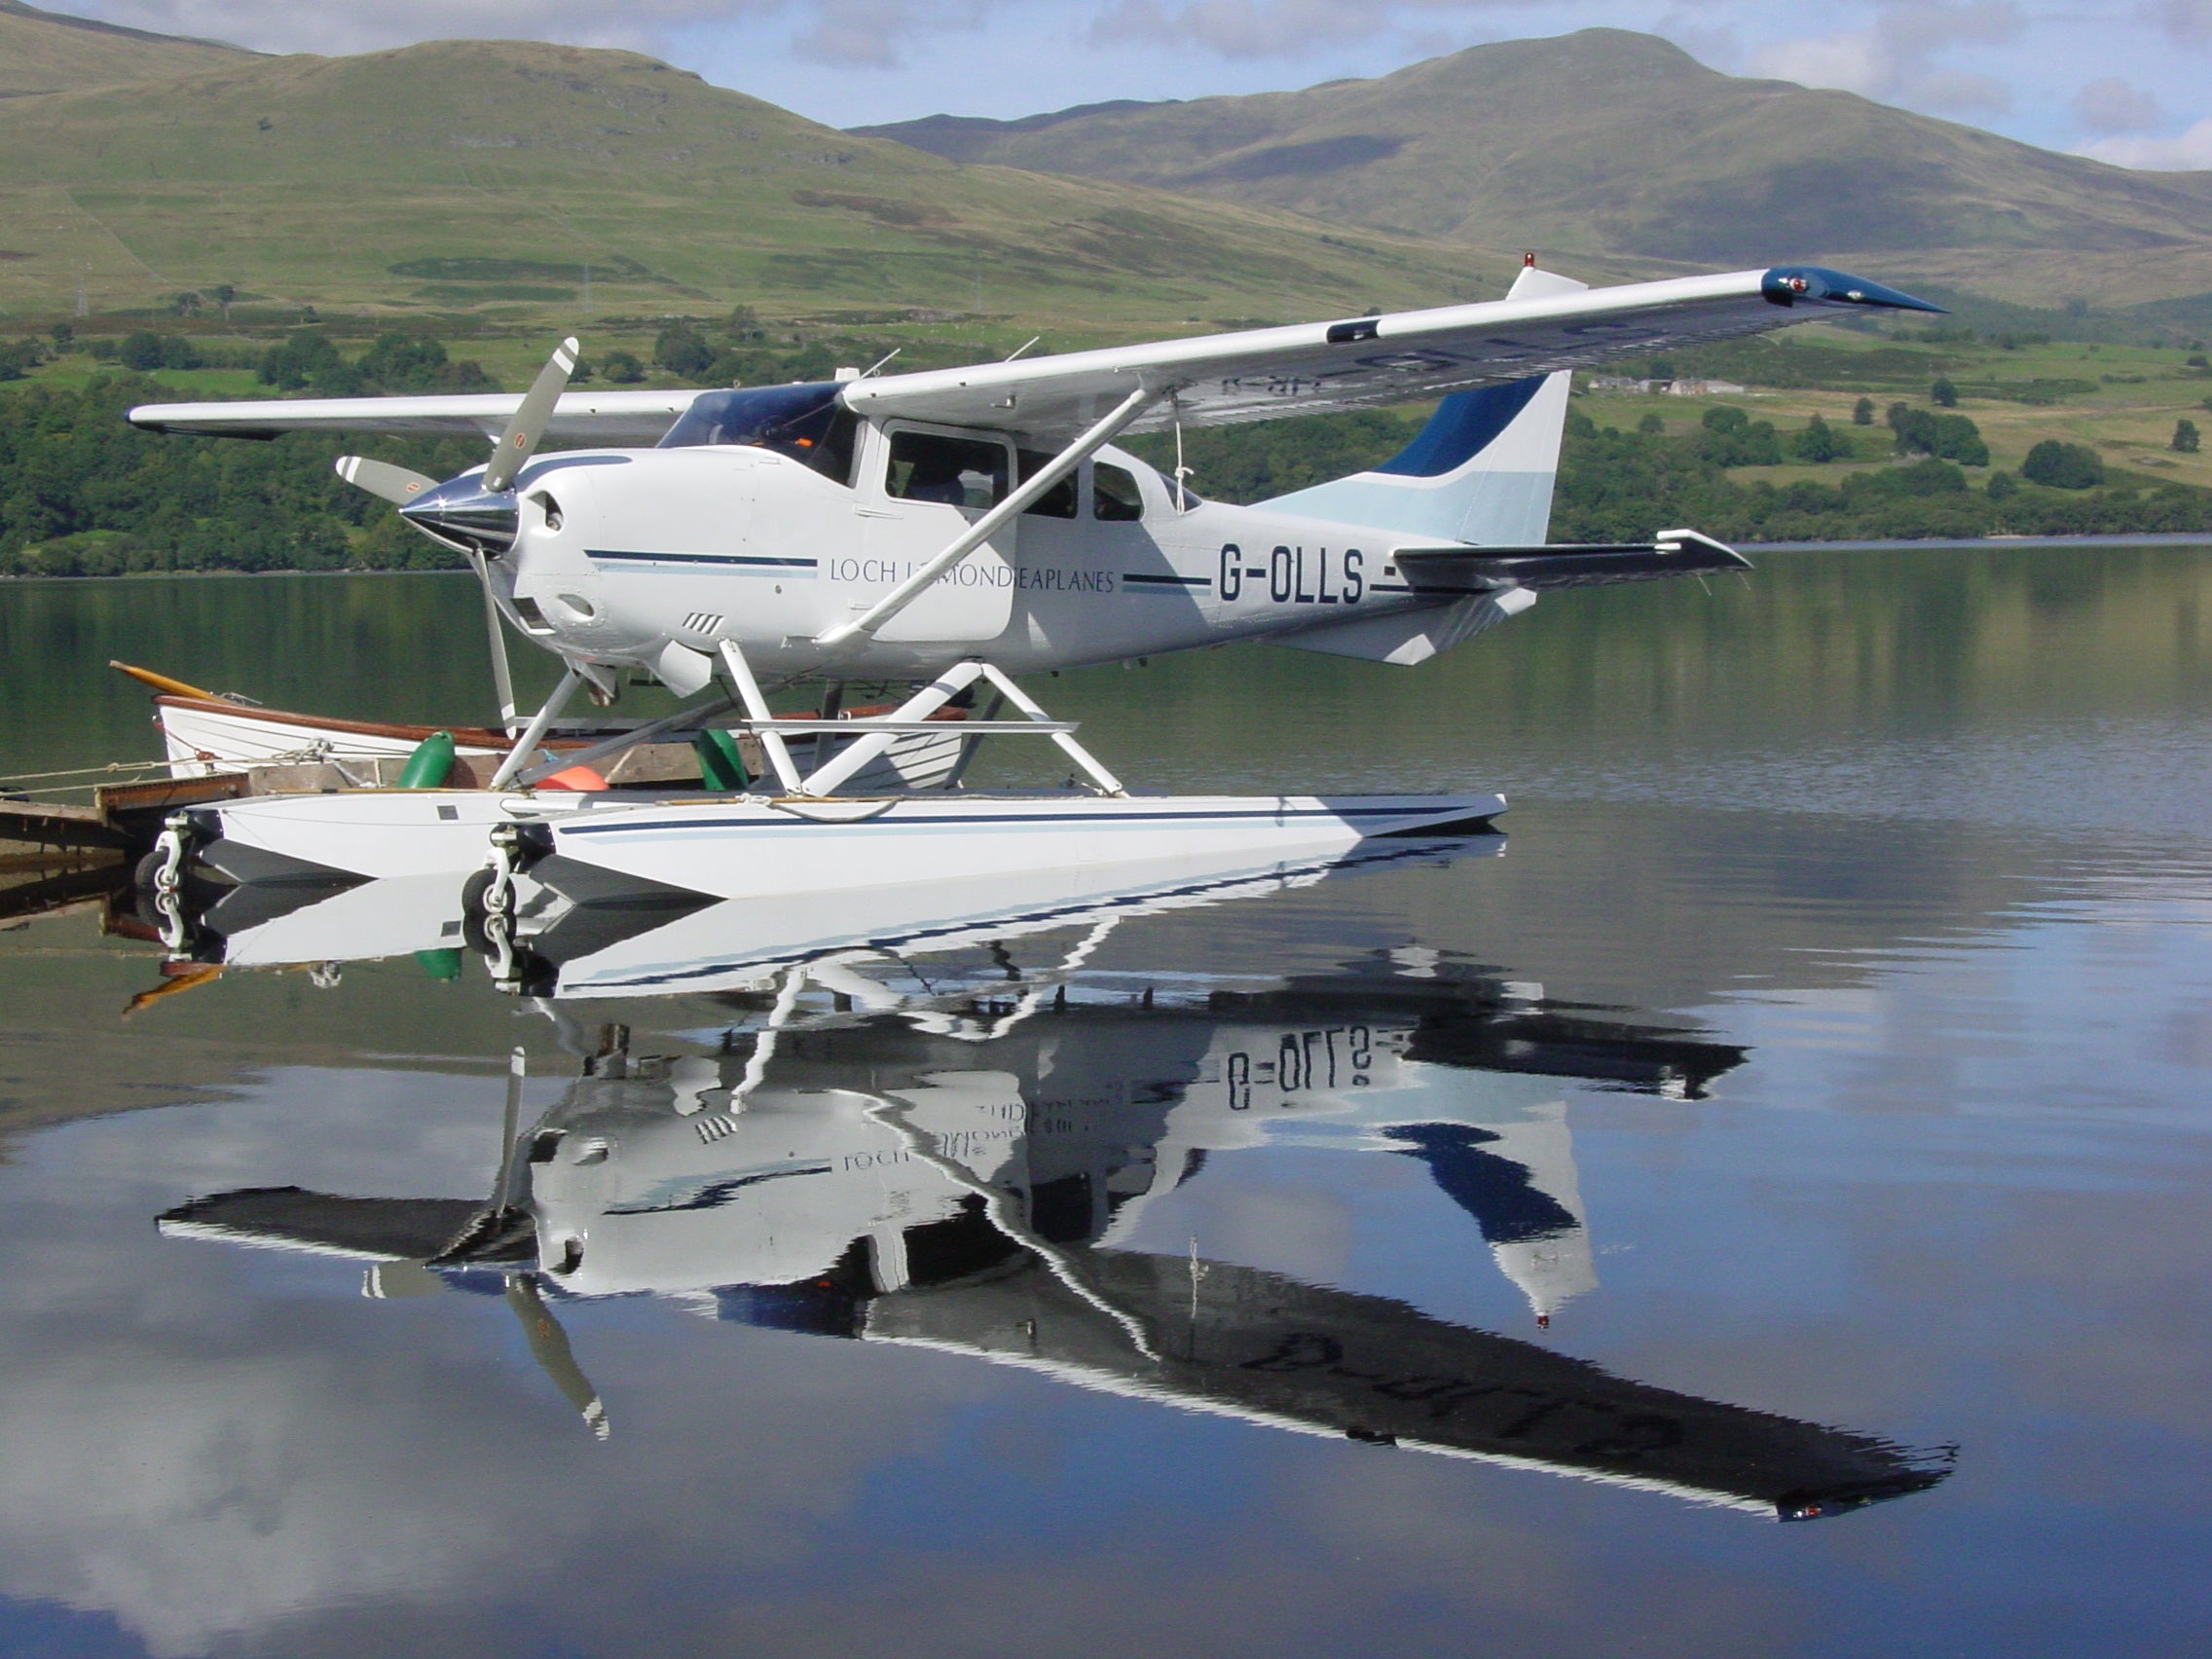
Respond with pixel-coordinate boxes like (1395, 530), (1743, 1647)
(48, 0), (2212, 166)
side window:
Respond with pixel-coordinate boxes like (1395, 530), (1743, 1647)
(1017, 450), (1079, 519)
(888, 430), (1009, 510)
(1093, 462), (1145, 522)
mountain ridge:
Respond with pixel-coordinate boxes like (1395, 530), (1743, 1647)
(0, 0), (255, 96)
(856, 29), (2212, 307)
(0, 34), (1523, 325)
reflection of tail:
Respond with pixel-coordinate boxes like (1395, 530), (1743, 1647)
(1262, 263), (1586, 547)
(1387, 1115), (1599, 1324)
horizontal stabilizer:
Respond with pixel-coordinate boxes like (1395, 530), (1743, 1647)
(1395, 529), (1749, 594)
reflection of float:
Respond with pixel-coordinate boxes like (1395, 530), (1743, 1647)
(158, 950), (1950, 1520)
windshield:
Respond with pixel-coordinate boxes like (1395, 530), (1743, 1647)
(658, 383), (857, 483)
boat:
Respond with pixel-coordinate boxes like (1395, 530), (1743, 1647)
(118, 662), (971, 794)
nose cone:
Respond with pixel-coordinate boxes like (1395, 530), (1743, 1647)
(400, 478), (520, 556)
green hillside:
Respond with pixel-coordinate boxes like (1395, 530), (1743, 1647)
(0, 36), (1515, 331)
(0, 0), (252, 97)
(859, 28), (2212, 310)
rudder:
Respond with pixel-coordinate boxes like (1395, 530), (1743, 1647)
(1263, 264), (1587, 546)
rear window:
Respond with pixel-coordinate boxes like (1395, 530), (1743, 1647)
(888, 430), (1010, 510)
(1093, 462), (1145, 522)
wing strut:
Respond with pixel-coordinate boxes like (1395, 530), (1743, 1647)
(815, 383), (1160, 649)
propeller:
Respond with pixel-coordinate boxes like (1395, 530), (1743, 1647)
(485, 335), (581, 493)
(333, 455), (436, 505)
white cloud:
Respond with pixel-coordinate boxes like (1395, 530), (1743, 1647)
(2080, 114), (2212, 166)
(1089, 0), (1521, 59)
(2072, 74), (2164, 133)
(70, 0), (765, 55)
(1748, 2), (2022, 115)
(2144, 0), (2212, 46)
(790, 0), (1000, 66)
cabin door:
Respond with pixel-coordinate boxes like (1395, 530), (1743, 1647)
(855, 424), (1017, 644)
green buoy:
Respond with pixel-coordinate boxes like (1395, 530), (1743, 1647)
(696, 727), (751, 791)
(397, 730), (456, 789)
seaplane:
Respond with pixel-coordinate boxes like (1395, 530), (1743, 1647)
(124, 260), (1938, 909)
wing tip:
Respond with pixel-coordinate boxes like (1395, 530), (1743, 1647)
(1761, 266), (1945, 314)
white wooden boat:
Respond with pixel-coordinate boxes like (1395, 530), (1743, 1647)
(152, 691), (967, 793)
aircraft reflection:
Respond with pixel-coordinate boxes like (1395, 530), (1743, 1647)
(158, 944), (1952, 1521)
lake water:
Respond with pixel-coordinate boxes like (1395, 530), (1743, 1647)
(3, 552), (2210, 1658)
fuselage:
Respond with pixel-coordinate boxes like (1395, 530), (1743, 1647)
(431, 416), (1439, 684)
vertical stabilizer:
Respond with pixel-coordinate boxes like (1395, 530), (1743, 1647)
(1263, 263), (1587, 546)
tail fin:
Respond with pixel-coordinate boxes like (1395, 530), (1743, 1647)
(1263, 264), (1586, 546)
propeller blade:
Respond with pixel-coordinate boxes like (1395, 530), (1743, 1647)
(334, 455), (437, 505)
(484, 336), (580, 493)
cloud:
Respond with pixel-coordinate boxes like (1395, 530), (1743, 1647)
(790, 0), (999, 66)
(70, 0), (769, 55)
(2080, 114), (2212, 167)
(1089, 0), (1517, 59)
(2072, 75), (2164, 133)
(2144, 0), (2212, 46)
(1749, 1), (2023, 115)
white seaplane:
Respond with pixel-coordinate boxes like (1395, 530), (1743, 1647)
(127, 260), (1936, 901)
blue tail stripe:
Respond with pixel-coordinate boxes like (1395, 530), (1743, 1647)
(1374, 375), (1548, 478)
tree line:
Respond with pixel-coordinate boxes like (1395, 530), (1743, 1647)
(4, 346), (2207, 578)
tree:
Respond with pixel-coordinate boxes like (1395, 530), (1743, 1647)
(1696, 404), (1783, 466)
(1987, 470), (2018, 500)
(119, 331), (201, 372)
(1888, 405), (1988, 466)
(258, 329), (357, 393)
(2177, 419), (2202, 455)
(1789, 414), (1851, 462)
(1637, 411), (1665, 435)
(1931, 378), (1959, 408)
(1853, 396), (1874, 425)
(654, 319), (715, 381)
(49, 322), (73, 349)
(601, 349), (645, 384)
(213, 283), (237, 323)
(2021, 440), (2105, 490)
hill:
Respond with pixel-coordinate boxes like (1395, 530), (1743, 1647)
(0, 37), (1515, 331)
(0, 0), (252, 97)
(858, 29), (2212, 309)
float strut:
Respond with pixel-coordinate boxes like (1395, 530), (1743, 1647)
(489, 668), (582, 792)
(716, 641), (801, 794)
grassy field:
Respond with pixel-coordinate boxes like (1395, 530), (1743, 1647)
(0, 38), (1516, 343)
(1580, 324), (2212, 494)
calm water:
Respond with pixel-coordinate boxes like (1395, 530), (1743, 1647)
(3, 553), (2211, 1657)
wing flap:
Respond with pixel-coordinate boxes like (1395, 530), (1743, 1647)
(128, 388), (703, 443)
(1393, 530), (1751, 593)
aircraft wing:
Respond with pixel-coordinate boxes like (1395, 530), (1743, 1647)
(127, 388), (704, 443)
(845, 265), (1937, 441)
(1393, 530), (1752, 593)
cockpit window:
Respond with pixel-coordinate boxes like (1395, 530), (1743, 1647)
(658, 382), (858, 484)
(888, 429), (1011, 510)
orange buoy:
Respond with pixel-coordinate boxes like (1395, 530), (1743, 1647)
(536, 764), (609, 793)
